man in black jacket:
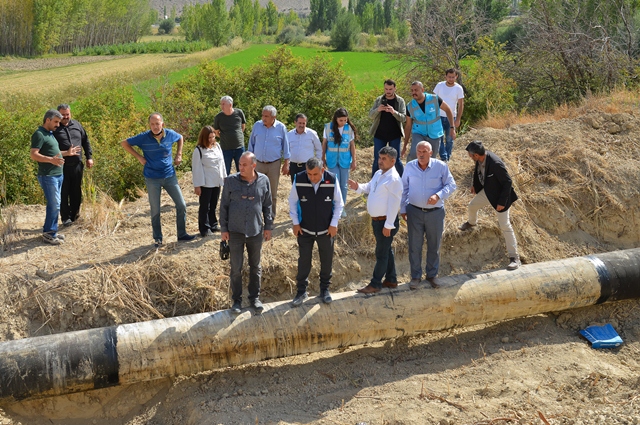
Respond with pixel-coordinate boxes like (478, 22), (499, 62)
(459, 141), (520, 270)
(53, 104), (93, 225)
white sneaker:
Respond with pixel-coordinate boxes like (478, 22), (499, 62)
(43, 233), (63, 245)
(507, 257), (521, 270)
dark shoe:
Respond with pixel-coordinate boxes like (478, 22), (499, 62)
(357, 285), (380, 294)
(426, 277), (440, 289)
(230, 300), (242, 314)
(154, 239), (162, 248)
(62, 219), (73, 227)
(409, 278), (420, 290)
(320, 290), (332, 304)
(178, 234), (196, 242)
(459, 221), (475, 231)
(291, 292), (309, 307)
(382, 280), (398, 289)
(211, 223), (220, 232)
(201, 230), (214, 237)
(251, 298), (264, 314)
(507, 257), (521, 270)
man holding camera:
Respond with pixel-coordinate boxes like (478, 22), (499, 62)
(368, 79), (406, 177)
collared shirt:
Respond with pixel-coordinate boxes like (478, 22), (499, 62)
(219, 172), (274, 237)
(401, 158), (456, 213)
(31, 127), (62, 176)
(127, 128), (182, 179)
(248, 120), (290, 162)
(355, 167), (402, 229)
(53, 119), (92, 166)
(288, 177), (344, 228)
(287, 127), (322, 164)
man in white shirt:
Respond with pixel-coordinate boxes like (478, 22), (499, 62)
(287, 113), (322, 183)
(401, 141), (456, 290)
(348, 146), (403, 294)
(288, 158), (344, 306)
(433, 68), (464, 161)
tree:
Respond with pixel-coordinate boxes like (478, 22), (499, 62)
(399, 0), (492, 74)
(158, 18), (175, 34)
(265, 0), (278, 34)
(330, 10), (361, 51)
(360, 3), (374, 33)
(309, 0), (341, 33)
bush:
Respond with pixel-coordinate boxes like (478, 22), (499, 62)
(276, 24), (305, 45)
(158, 19), (175, 35)
(153, 46), (365, 145)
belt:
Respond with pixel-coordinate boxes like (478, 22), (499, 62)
(410, 204), (442, 212)
(257, 159), (278, 164)
(291, 162), (306, 167)
(302, 228), (329, 236)
(371, 216), (387, 221)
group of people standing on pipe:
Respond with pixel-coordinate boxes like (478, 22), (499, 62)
(28, 72), (519, 315)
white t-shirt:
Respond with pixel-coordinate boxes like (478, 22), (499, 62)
(433, 81), (464, 118)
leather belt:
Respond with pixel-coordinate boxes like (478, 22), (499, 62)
(410, 204), (442, 212)
(371, 216), (387, 221)
(291, 162), (306, 167)
(257, 159), (278, 164)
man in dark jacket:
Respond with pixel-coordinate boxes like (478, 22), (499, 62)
(459, 141), (520, 270)
(53, 104), (93, 225)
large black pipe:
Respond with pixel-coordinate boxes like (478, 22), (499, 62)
(1, 248), (639, 403)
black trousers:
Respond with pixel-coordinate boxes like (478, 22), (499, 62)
(289, 162), (306, 183)
(296, 233), (334, 294)
(61, 162), (84, 222)
(198, 186), (221, 235)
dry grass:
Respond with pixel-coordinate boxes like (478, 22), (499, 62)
(477, 87), (640, 130)
(0, 42), (247, 97)
(0, 205), (18, 251)
(80, 188), (127, 236)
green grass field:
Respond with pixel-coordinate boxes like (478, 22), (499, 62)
(215, 45), (402, 93)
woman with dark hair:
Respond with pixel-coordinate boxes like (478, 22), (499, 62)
(192, 126), (227, 236)
(322, 108), (357, 218)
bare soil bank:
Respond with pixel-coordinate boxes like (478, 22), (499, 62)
(1, 109), (639, 424)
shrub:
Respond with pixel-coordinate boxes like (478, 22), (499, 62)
(276, 24), (305, 45)
(330, 12), (361, 51)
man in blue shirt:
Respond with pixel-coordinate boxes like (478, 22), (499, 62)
(121, 113), (196, 247)
(401, 141), (456, 289)
(248, 105), (290, 217)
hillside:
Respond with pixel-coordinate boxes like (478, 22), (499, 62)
(1, 107), (639, 424)
(151, 0), (349, 16)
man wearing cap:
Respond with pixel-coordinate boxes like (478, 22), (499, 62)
(459, 141), (520, 270)
(348, 146), (403, 294)
(288, 158), (343, 306)
(401, 141), (456, 289)
(287, 113), (322, 183)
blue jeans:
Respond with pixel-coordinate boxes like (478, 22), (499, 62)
(370, 216), (399, 288)
(223, 147), (244, 175)
(438, 117), (454, 161)
(407, 204), (445, 279)
(372, 137), (404, 177)
(328, 166), (349, 205)
(145, 174), (188, 242)
(37, 174), (63, 236)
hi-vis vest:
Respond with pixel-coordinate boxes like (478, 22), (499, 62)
(408, 93), (444, 139)
(324, 122), (352, 169)
(295, 170), (336, 235)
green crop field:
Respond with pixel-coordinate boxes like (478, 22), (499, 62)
(215, 45), (402, 93)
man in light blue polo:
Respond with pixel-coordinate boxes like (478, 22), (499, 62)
(121, 113), (195, 247)
(248, 105), (290, 217)
(401, 141), (456, 290)
(401, 81), (456, 161)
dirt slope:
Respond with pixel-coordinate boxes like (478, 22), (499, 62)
(0, 109), (639, 424)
